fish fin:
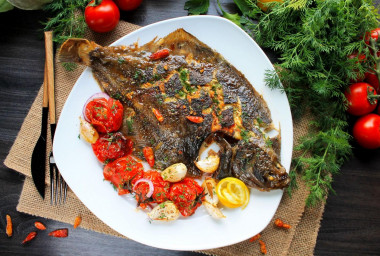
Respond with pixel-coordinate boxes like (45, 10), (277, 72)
(58, 39), (99, 66)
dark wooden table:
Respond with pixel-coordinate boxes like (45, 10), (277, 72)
(0, 1), (379, 255)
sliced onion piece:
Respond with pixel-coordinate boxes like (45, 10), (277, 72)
(133, 178), (154, 198)
(82, 92), (110, 122)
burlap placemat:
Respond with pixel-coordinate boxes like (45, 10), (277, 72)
(4, 20), (324, 255)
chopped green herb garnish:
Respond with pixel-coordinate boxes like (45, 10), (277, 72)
(240, 130), (250, 143)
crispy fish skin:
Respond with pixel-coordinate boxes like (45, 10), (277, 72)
(59, 29), (290, 190)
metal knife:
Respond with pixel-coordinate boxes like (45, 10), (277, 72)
(31, 60), (49, 199)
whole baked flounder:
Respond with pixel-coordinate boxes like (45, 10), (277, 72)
(59, 28), (290, 191)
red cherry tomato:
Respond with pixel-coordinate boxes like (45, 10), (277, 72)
(114, 0), (143, 11)
(344, 82), (379, 116)
(133, 170), (170, 208)
(169, 178), (204, 217)
(103, 155), (144, 195)
(92, 132), (133, 163)
(365, 28), (380, 44)
(365, 70), (380, 92)
(352, 114), (380, 149)
(85, 0), (120, 33)
(85, 97), (123, 133)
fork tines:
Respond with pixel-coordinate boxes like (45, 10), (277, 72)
(49, 152), (67, 205)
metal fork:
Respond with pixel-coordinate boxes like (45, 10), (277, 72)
(50, 150), (67, 205)
(45, 30), (67, 205)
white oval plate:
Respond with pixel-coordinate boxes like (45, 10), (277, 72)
(53, 15), (293, 251)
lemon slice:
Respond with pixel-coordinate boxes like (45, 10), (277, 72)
(216, 177), (250, 209)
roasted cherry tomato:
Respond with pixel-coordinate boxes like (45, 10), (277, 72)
(143, 146), (155, 167)
(85, 0), (120, 33)
(344, 82), (379, 116)
(85, 97), (123, 133)
(133, 170), (170, 208)
(169, 178), (204, 217)
(149, 49), (170, 60)
(92, 132), (133, 163)
(103, 155), (144, 195)
(353, 113), (380, 149)
(114, 0), (143, 11)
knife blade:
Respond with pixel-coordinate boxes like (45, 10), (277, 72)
(31, 60), (49, 199)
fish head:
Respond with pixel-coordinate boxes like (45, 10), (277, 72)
(231, 137), (290, 191)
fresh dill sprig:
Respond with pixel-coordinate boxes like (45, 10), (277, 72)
(43, 0), (87, 44)
(42, 0), (87, 70)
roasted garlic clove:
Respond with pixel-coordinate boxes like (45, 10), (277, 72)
(79, 116), (99, 144)
(202, 177), (218, 206)
(203, 201), (226, 219)
(195, 154), (220, 173)
(147, 201), (180, 221)
(161, 163), (187, 182)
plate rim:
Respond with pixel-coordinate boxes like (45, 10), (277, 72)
(53, 15), (293, 251)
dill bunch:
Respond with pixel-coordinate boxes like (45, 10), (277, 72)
(254, 0), (379, 206)
(43, 0), (88, 70)
(186, 0), (380, 206)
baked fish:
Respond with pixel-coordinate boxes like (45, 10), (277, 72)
(59, 29), (290, 191)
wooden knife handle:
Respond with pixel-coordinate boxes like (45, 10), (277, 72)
(42, 60), (48, 108)
(44, 31), (55, 124)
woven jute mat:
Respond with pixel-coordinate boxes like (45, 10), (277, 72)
(4, 20), (325, 255)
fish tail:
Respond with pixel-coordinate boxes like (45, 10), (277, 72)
(58, 39), (99, 66)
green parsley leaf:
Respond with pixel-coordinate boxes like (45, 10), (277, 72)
(217, 0), (241, 27)
(184, 0), (209, 15)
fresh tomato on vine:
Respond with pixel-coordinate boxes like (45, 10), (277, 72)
(92, 132), (133, 163)
(103, 155), (144, 195)
(365, 28), (380, 44)
(84, 97), (123, 133)
(114, 0), (143, 11)
(85, 0), (120, 33)
(344, 82), (379, 116)
(352, 114), (380, 149)
(365, 70), (380, 92)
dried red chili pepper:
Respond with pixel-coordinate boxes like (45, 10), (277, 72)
(186, 116), (204, 123)
(48, 228), (68, 238)
(143, 146), (155, 167)
(152, 108), (164, 122)
(249, 233), (261, 242)
(259, 240), (267, 254)
(34, 221), (46, 230)
(74, 216), (82, 229)
(6, 214), (12, 237)
(22, 231), (37, 244)
(149, 49), (169, 60)
(274, 218), (291, 229)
